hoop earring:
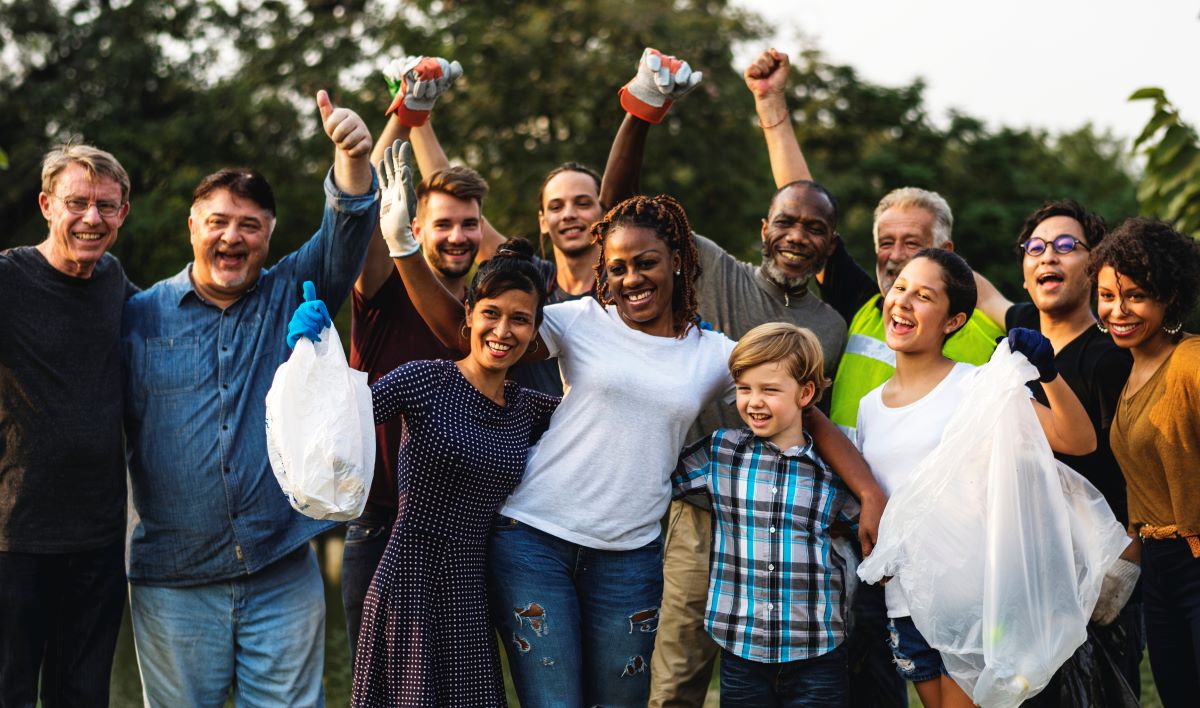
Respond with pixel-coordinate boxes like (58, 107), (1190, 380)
(1164, 321), (1183, 335)
(460, 323), (470, 340)
(530, 339), (540, 354)
(1096, 321), (1108, 334)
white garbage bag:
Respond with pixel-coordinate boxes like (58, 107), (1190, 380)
(857, 341), (1129, 707)
(265, 323), (374, 521)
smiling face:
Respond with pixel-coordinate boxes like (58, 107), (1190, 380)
(875, 205), (940, 294)
(883, 256), (967, 354)
(603, 225), (680, 336)
(1022, 215), (1093, 317)
(463, 288), (539, 375)
(1095, 266), (1171, 353)
(736, 360), (816, 444)
(415, 191), (483, 280)
(188, 188), (273, 305)
(760, 184), (837, 288)
(539, 170), (603, 258)
(37, 163), (129, 278)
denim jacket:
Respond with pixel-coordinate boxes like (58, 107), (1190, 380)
(122, 169), (378, 586)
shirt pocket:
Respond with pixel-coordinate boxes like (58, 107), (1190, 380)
(145, 337), (200, 395)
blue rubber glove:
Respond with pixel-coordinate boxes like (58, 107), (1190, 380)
(287, 281), (332, 349)
(1006, 327), (1056, 383)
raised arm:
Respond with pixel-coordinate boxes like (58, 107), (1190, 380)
(745, 49), (811, 187)
(357, 114), (412, 298)
(805, 408), (886, 555)
(1008, 328), (1097, 455)
(600, 48), (703, 208)
(974, 271), (1013, 329)
(318, 90), (374, 195)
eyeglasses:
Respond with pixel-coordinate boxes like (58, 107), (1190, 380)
(1020, 234), (1090, 257)
(54, 195), (124, 217)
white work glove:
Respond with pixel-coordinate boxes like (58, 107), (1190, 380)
(618, 47), (703, 124)
(1091, 558), (1140, 625)
(383, 55), (463, 127)
(377, 139), (419, 258)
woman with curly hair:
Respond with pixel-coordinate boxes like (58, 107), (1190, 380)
(1090, 217), (1200, 708)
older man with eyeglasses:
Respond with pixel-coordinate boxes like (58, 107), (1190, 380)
(0, 143), (136, 706)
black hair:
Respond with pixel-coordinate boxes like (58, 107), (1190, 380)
(1015, 199), (1106, 253)
(913, 248), (977, 341)
(193, 168), (276, 216)
(591, 195), (701, 339)
(770, 179), (840, 229)
(537, 162), (602, 213)
(1088, 217), (1200, 336)
(467, 238), (549, 326)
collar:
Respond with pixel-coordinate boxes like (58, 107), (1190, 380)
(166, 263), (263, 308)
(754, 267), (811, 308)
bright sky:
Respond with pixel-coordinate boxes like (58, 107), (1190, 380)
(735, 0), (1200, 150)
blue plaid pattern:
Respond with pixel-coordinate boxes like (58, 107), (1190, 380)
(674, 427), (858, 663)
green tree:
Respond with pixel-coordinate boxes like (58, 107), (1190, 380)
(1129, 87), (1200, 237)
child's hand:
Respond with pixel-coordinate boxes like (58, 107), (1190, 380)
(858, 491), (886, 557)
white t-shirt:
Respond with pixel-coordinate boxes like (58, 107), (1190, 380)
(856, 362), (976, 617)
(500, 298), (736, 550)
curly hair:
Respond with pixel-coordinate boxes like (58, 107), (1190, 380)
(1088, 217), (1200, 333)
(1015, 199), (1107, 254)
(590, 195), (701, 338)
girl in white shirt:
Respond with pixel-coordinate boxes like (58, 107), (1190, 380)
(856, 248), (1095, 708)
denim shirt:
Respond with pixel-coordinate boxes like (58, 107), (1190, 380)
(123, 169), (378, 586)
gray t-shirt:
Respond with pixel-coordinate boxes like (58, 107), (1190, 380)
(685, 234), (848, 508)
(0, 247), (133, 552)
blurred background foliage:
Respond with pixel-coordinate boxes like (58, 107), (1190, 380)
(1, 0), (1191, 303)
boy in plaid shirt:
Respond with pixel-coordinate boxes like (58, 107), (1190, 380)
(674, 323), (873, 706)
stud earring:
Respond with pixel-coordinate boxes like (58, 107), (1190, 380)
(1095, 321), (1108, 334)
(675, 268), (681, 276)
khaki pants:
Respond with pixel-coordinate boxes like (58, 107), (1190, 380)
(649, 500), (719, 707)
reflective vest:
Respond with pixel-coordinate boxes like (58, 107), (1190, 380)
(829, 294), (1004, 436)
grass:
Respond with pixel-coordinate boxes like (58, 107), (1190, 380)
(108, 536), (1164, 707)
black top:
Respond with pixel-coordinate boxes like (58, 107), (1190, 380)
(818, 238), (879, 326)
(1007, 302), (1133, 525)
(0, 247), (134, 552)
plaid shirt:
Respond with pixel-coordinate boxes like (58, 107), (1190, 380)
(674, 427), (858, 663)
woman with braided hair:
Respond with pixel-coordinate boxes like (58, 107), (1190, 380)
(383, 144), (734, 704)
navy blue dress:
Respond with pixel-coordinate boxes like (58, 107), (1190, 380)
(350, 360), (558, 707)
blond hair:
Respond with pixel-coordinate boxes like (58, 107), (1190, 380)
(729, 323), (830, 409)
(872, 186), (952, 248)
(41, 143), (130, 202)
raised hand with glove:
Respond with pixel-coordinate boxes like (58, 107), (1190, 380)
(1006, 326), (1058, 383)
(377, 139), (420, 258)
(287, 281), (332, 349)
(619, 47), (703, 124)
(384, 55), (463, 127)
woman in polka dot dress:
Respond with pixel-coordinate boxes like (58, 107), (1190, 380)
(289, 239), (557, 706)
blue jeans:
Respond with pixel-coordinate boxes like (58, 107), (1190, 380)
(340, 505), (394, 666)
(129, 544), (326, 708)
(0, 541), (125, 708)
(720, 644), (849, 707)
(487, 516), (663, 707)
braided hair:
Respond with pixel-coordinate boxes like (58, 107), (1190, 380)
(589, 195), (702, 338)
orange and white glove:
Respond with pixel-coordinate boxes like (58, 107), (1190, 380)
(383, 55), (463, 127)
(618, 48), (703, 124)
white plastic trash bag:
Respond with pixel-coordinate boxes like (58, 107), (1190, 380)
(265, 323), (374, 521)
(857, 341), (1129, 708)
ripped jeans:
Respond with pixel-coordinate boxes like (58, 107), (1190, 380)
(487, 516), (663, 707)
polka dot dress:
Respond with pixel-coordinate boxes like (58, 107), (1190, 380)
(351, 359), (558, 707)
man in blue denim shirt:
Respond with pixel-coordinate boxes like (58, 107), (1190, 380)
(122, 91), (378, 706)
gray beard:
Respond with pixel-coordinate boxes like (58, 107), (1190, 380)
(760, 246), (811, 291)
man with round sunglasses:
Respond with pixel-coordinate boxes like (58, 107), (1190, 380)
(976, 198), (1144, 704)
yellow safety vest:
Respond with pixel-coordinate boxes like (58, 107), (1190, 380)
(829, 294), (1004, 436)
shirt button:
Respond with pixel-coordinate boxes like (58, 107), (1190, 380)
(769, 526), (776, 534)
(768, 563), (775, 571)
(222, 425), (229, 431)
(222, 383), (229, 390)
(772, 487), (778, 494)
(767, 603), (774, 610)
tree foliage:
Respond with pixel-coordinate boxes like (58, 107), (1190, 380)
(1, 0), (1137, 303)
(1129, 87), (1200, 238)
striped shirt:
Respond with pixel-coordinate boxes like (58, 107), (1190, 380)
(673, 427), (858, 663)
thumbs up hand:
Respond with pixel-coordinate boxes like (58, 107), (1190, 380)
(317, 89), (372, 159)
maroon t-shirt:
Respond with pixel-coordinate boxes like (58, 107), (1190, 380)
(350, 269), (461, 511)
